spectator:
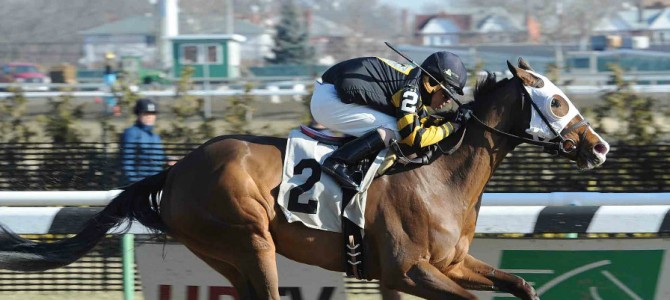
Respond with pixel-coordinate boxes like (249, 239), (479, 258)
(103, 51), (119, 116)
(120, 98), (167, 184)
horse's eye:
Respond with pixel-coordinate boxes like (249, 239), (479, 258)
(551, 98), (560, 108)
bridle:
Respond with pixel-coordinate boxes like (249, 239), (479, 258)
(459, 78), (590, 157)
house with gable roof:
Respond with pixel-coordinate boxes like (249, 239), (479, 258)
(594, 7), (670, 45)
(647, 8), (670, 42)
(79, 16), (157, 68)
(414, 7), (526, 46)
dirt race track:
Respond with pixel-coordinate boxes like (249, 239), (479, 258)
(0, 292), (418, 300)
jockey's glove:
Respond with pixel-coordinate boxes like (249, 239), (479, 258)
(431, 104), (473, 124)
(425, 114), (448, 126)
(429, 110), (457, 124)
(454, 107), (473, 124)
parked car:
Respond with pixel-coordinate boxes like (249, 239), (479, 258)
(0, 62), (51, 91)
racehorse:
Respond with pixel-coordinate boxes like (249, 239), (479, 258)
(0, 59), (609, 300)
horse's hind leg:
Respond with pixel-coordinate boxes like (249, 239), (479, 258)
(236, 247), (281, 300)
(184, 235), (281, 300)
(188, 246), (254, 299)
(447, 255), (538, 300)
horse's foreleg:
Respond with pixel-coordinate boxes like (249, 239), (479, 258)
(383, 261), (477, 300)
(447, 255), (538, 300)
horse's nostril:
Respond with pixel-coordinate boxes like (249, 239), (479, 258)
(594, 143), (608, 155)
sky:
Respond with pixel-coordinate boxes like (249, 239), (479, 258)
(379, 0), (444, 12)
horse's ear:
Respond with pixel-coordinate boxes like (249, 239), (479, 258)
(507, 60), (518, 77)
(508, 60), (544, 88)
(517, 57), (534, 72)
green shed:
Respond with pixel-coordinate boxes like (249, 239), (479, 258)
(170, 34), (246, 81)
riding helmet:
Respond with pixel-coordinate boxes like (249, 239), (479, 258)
(420, 51), (467, 97)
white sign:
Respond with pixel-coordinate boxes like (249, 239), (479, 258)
(135, 243), (346, 300)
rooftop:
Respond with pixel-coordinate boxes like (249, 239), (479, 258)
(80, 14), (268, 36)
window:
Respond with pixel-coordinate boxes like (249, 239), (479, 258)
(146, 36), (156, 46)
(182, 45), (198, 64)
(14, 65), (39, 73)
(207, 45), (220, 63)
(180, 44), (222, 64)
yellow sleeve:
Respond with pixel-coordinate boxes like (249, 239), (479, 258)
(392, 87), (458, 151)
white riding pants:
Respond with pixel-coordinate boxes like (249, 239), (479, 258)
(310, 82), (399, 138)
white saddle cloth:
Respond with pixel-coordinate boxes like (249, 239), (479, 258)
(277, 129), (387, 232)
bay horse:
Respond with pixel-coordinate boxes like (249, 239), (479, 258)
(0, 59), (609, 300)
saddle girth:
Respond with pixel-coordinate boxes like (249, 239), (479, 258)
(342, 188), (366, 279)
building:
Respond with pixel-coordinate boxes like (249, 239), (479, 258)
(170, 34), (246, 80)
(79, 16), (158, 69)
(79, 14), (272, 69)
(594, 7), (670, 45)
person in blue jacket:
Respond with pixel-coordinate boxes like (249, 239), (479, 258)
(120, 98), (167, 184)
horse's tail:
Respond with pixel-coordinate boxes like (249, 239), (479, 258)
(0, 170), (169, 271)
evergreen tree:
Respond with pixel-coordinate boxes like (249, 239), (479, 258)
(591, 63), (661, 145)
(468, 60), (485, 90)
(99, 71), (141, 144)
(0, 88), (35, 143)
(301, 83), (315, 126)
(266, 0), (314, 65)
(546, 62), (561, 83)
(160, 66), (215, 143)
(224, 83), (256, 134)
(38, 92), (85, 143)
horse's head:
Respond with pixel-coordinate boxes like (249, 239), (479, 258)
(506, 58), (610, 169)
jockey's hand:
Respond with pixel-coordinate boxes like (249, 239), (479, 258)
(432, 105), (472, 122)
(425, 114), (448, 126)
(454, 107), (473, 124)
(430, 110), (457, 122)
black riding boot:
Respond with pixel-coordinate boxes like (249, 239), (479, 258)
(322, 130), (386, 190)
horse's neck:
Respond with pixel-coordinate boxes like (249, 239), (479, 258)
(435, 96), (522, 205)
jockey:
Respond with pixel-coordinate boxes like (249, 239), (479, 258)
(310, 51), (472, 189)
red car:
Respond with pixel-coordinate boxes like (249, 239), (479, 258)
(0, 62), (51, 91)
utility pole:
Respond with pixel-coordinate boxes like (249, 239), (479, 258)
(156, 0), (179, 70)
(226, 0), (234, 34)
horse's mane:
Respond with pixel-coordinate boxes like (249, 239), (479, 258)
(473, 71), (504, 102)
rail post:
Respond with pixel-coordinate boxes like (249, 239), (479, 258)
(122, 233), (135, 300)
